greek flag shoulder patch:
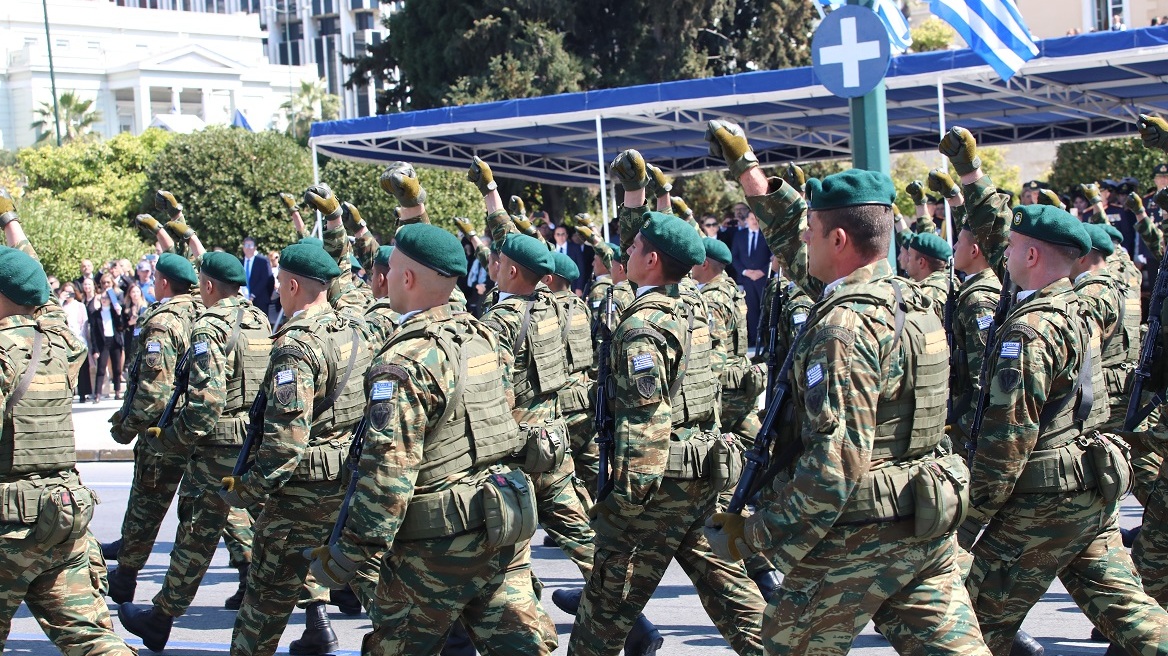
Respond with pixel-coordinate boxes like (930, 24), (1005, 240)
(193, 341), (209, 356)
(146, 341), (162, 353)
(631, 353), (654, 373)
(370, 380), (395, 401)
(275, 369), (295, 385)
(793, 312), (808, 326)
(806, 363), (823, 387)
(976, 315), (994, 331)
(1000, 341), (1022, 359)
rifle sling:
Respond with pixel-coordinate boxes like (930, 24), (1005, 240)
(5, 331), (43, 417)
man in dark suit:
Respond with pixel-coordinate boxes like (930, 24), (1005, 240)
(730, 209), (771, 347)
(566, 229), (594, 296)
(240, 236), (274, 316)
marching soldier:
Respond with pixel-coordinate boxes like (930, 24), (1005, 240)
(900, 232), (953, 317)
(117, 252), (272, 651)
(0, 191), (134, 655)
(703, 122), (989, 655)
(363, 246), (401, 347)
(755, 255), (813, 371)
(219, 242), (372, 656)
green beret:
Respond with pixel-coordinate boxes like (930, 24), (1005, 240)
(806, 169), (897, 211)
(607, 242), (622, 264)
(1081, 223), (1115, 256)
(349, 255), (362, 272)
(394, 223), (467, 277)
(1009, 205), (1091, 257)
(373, 246), (394, 268)
(551, 251), (580, 282)
(639, 211), (705, 268)
(200, 251), (245, 285)
(156, 252), (198, 288)
(0, 247), (49, 306)
(501, 233), (554, 277)
(702, 237), (732, 266)
(298, 237), (323, 248)
(908, 232), (952, 261)
(1101, 223), (1124, 244)
(279, 243), (341, 283)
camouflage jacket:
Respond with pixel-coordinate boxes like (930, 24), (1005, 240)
(363, 298), (400, 349)
(699, 273), (750, 381)
(13, 239), (87, 380)
(480, 284), (564, 425)
(120, 294), (203, 437)
(1073, 270), (1122, 347)
(917, 269), (954, 321)
(951, 267), (1001, 431)
(757, 274), (813, 366)
(1137, 213), (1166, 260)
(323, 224), (373, 314)
(962, 177), (1013, 280)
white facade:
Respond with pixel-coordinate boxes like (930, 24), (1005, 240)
(0, 0), (322, 150)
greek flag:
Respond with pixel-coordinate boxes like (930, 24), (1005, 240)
(929, 0), (1038, 80)
(820, 0), (914, 53)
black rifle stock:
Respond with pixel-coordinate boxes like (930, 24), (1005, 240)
(944, 258), (957, 423)
(764, 278), (785, 406)
(966, 270), (1013, 468)
(119, 353), (142, 418)
(231, 390), (267, 479)
(1126, 250), (1168, 431)
(156, 350), (191, 429)
(594, 287), (616, 500)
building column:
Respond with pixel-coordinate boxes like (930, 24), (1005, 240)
(201, 87), (212, 121)
(136, 82), (151, 133)
(171, 87), (182, 114)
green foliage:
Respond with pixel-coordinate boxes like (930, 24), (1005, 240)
(320, 159), (484, 239)
(16, 129), (173, 224)
(673, 171), (743, 217)
(143, 127), (314, 253)
(16, 190), (148, 280)
(911, 17), (955, 53)
(282, 79), (341, 147)
(889, 148), (1019, 216)
(30, 91), (102, 145)
(1048, 137), (1164, 196)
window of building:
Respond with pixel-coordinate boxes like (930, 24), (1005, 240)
(1094, 0), (1126, 30)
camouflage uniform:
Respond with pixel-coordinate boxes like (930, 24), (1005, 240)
(916, 268), (955, 321)
(699, 272), (764, 443)
(0, 240), (134, 656)
(364, 298), (400, 349)
(336, 305), (552, 655)
(322, 225), (373, 314)
(756, 275), (813, 368)
(746, 178), (988, 656)
(961, 176), (1168, 656)
(111, 292), (203, 574)
(228, 302), (370, 656)
(553, 288), (600, 500)
(147, 296), (271, 618)
(948, 267), (1001, 460)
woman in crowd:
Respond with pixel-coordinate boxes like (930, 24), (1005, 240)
(88, 280), (125, 402)
(122, 283), (148, 367)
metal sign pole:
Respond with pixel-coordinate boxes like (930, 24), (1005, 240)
(595, 116), (610, 243)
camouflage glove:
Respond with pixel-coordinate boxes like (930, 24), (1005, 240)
(135, 214), (164, 237)
(278, 192), (300, 213)
(938, 127), (981, 177)
(512, 215), (540, 238)
(452, 217), (477, 238)
(303, 545), (359, 589)
(645, 163), (672, 198)
(671, 198), (693, 219)
(155, 190), (183, 219)
(782, 163), (806, 195)
(906, 180), (927, 206)
(467, 156), (498, 196)
(574, 225), (595, 242)
(219, 476), (246, 507)
(1138, 114), (1168, 152)
(1037, 189), (1065, 210)
(705, 119), (759, 179)
(609, 149), (649, 191)
(0, 188), (17, 227)
(380, 162), (427, 208)
(1127, 193), (1146, 216)
(341, 201), (366, 232)
(303, 184), (343, 219)
(927, 169), (961, 199)
(1079, 183), (1103, 206)
(166, 220), (195, 241)
(702, 513), (755, 562)
(108, 411), (135, 445)
(509, 196), (526, 218)
(143, 425), (183, 457)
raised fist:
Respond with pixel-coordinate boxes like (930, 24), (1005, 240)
(155, 190), (183, 219)
(906, 180), (926, 206)
(645, 163), (672, 198)
(278, 192), (300, 213)
(938, 127), (981, 176)
(452, 217), (476, 237)
(135, 214), (164, 236)
(927, 169), (960, 199)
(341, 201), (366, 232)
(609, 150), (649, 191)
(705, 120), (759, 179)
(467, 157), (497, 196)
(671, 197), (693, 218)
(1127, 193), (1145, 215)
(1138, 114), (1168, 152)
(380, 162), (427, 208)
(1037, 189), (1065, 210)
(166, 220), (195, 240)
(509, 195), (526, 218)
(1079, 183), (1102, 205)
(782, 163), (806, 194)
(575, 225), (595, 242)
(512, 215), (538, 237)
(0, 187), (17, 227)
(303, 184), (342, 219)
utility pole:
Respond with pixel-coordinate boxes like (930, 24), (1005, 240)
(41, 0), (63, 146)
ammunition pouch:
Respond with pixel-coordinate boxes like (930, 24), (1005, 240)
(709, 434), (744, 492)
(0, 479), (46, 525)
(663, 431), (742, 486)
(482, 468), (538, 548)
(33, 485), (98, 546)
(516, 419), (568, 475)
(557, 382), (592, 415)
(1013, 438), (1098, 494)
(289, 441), (348, 482)
(1088, 433), (1132, 503)
(202, 415), (247, 447)
(836, 454), (969, 538)
(396, 467), (537, 548)
(1103, 362), (1135, 403)
(722, 362), (765, 401)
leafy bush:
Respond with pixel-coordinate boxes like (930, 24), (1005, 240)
(143, 127), (314, 253)
(16, 190), (149, 280)
(911, 17), (956, 53)
(1048, 137), (1164, 196)
(673, 171), (744, 217)
(890, 147), (1020, 217)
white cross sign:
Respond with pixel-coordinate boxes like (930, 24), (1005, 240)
(818, 17), (883, 88)
(811, 5), (891, 99)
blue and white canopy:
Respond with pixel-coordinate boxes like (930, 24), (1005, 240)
(310, 26), (1168, 188)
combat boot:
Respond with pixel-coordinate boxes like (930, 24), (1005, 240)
(289, 602), (339, 655)
(223, 564), (249, 610)
(551, 588), (581, 614)
(117, 603), (173, 653)
(1122, 525), (1142, 548)
(751, 569), (781, 603)
(624, 613), (664, 656)
(101, 538), (122, 561)
(543, 533), (557, 548)
(1010, 630), (1044, 656)
(107, 565), (139, 604)
(441, 620), (476, 656)
(329, 586), (362, 616)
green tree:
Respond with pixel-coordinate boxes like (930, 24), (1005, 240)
(16, 189), (148, 280)
(143, 126), (314, 253)
(1048, 137), (1163, 197)
(911, 17), (956, 53)
(282, 79), (340, 146)
(31, 91), (102, 145)
(672, 171), (743, 217)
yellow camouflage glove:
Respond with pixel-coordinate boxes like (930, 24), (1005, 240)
(155, 190), (183, 219)
(671, 197), (693, 219)
(467, 157), (498, 196)
(452, 217), (477, 238)
(219, 476), (246, 507)
(1079, 183), (1102, 206)
(341, 201), (366, 232)
(509, 195), (526, 218)
(927, 169), (961, 199)
(166, 220), (195, 241)
(782, 163), (806, 195)
(303, 545), (359, 589)
(645, 163), (672, 198)
(0, 187), (17, 227)
(278, 192), (300, 213)
(1127, 194), (1146, 215)
(1138, 114), (1168, 152)
(705, 119), (759, 179)
(574, 225), (595, 242)
(135, 214), (164, 237)
(906, 180), (927, 206)
(609, 149), (649, 191)
(303, 184), (342, 219)
(380, 162), (427, 208)
(702, 513), (755, 562)
(938, 127), (981, 176)
(108, 411), (136, 445)
(1037, 189), (1066, 210)
(513, 215), (540, 239)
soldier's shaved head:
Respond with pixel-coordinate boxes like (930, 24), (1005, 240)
(385, 248), (455, 314)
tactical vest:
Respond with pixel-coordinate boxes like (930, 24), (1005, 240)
(0, 319), (76, 476)
(812, 280), (949, 461)
(381, 316), (523, 487)
(951, 271), (1001, 419)
(706, 276), (749, 359)
(1099, 273), (1141, 400)
(500, 294), (569, 410)
(207, 303), (273, 418)
(558, 292), (594, 376)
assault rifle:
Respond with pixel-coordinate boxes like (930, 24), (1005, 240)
(594, 286), (617, 500)
(231, 390), (267, 477)
(1125, 250), (1168, 431)
(966, 270), (1013, 468)
(119, 353), (142, 418)
(329, 416), (369, 545)
(156, 349), (191, 428)
(764, 277), (785, 406)
(944, 258), (957, 424)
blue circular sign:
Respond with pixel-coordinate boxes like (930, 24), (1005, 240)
(812, 5), (892, 99)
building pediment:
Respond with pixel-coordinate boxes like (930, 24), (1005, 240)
(110, 44), (247, 75)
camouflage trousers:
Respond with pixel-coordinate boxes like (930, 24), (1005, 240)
(230, 480), (343, 656)
(565, 409), (600, 500)
(967, 490), (1168, 656)
(116, 440), (186, 570)
(1129, 435), (1165, 507)
(361, 534), (554, 656)
(778, 522), (989, 656)
(1133, 475), (1168, 607)
(0, 528), (135, 655)
(534, 451), (596, 577)
(568, 478), (765, 656)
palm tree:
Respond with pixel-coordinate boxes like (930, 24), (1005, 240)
(281, 79), (340, 145)
(31, 91), (102, 145)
